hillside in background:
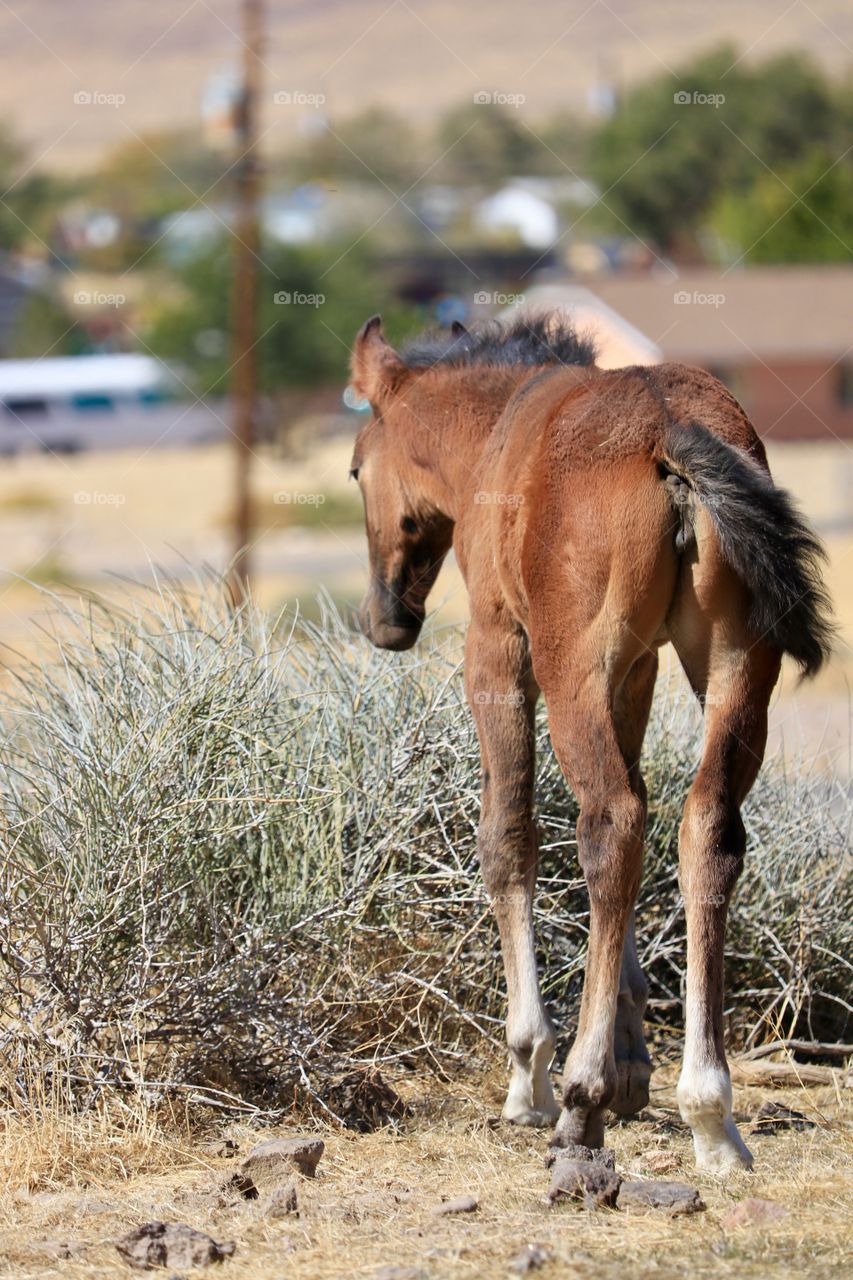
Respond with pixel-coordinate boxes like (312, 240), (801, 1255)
(0, 0), (851, 169)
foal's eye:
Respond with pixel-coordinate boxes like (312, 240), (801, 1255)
(401, 516), (418, 535)
(349, 467), (360, 482)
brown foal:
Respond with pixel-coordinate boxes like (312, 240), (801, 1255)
(348, 312), (833, 1172)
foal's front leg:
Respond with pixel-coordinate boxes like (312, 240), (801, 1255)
(465, 616), (558, 1126)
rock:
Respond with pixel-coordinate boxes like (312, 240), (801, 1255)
(617, 1180), (705, 1217)
(641, 1151), (682, 1175)
(750, 1101), (815, 1135)
(722, 1197), (789, 1228)
(509, 1242), (551, 1272)
(115, 1222), (236, 1270)
(432, 1194), (479, 1215)
(547, 1160), (622, 1209)
(261, 1181), (299, 1218)
(241, 1136), (324, 1184)
(200, 1138), (239, 1159)
(219, 1171), (258, 1201)
(544, 1144), (615, 1170)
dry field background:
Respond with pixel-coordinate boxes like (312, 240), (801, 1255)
(1, 0), (850, 170)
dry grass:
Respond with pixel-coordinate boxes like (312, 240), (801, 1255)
(1, 1068), (850, 1279)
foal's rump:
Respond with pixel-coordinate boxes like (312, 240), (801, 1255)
(516, 362), (832, 687)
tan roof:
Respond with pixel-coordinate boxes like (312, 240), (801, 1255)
(501, 284), (663, 369)
(589, 267), (853, 364)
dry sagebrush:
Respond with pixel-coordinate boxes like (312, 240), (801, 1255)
(0, 581), (850, 1120)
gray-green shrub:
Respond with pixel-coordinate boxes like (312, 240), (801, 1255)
(0, 580), (849, 1115)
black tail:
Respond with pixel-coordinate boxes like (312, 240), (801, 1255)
(663, 423), (834, 679)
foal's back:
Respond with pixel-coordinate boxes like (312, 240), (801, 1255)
(489, 361), (765, 472)
(471, 361), (763, 647)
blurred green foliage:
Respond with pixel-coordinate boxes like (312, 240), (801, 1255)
(709, 148), (853, 263)
(288, 107), (425, 189)
(0, 126), (68, 253)
(144, 239), (421, 392)
(585, 44), (852, 258)
(7, 293), (88, 358)
(90, 130), (228, 222)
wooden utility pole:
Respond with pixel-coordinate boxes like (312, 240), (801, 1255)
(229, 0), (263, 605)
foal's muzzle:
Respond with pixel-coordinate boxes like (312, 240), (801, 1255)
(359, 581), (423, 651)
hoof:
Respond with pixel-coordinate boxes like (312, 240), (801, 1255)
(679, 1077), (754, 1174)
(609, 1057), (652, 1117)
(691, 1115), (754, 1172)
(502, 1106), (558, 1128)
(502, 1090), (560, 1128)
(551, 1105), (606, 1151)
(694, 1137), (754, 1173)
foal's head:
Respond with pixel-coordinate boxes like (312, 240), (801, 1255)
(348, 315), (454, 651)
(348, 310), (596, 650)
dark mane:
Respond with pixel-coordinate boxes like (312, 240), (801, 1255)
(400, 312), (597, 371)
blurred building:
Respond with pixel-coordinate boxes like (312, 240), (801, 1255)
(590, 266), (853, 441)
(474, 185), (559, 250)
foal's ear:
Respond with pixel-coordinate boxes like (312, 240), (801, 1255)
(451, 320), (468, 336)
(351, 315), (407, 404)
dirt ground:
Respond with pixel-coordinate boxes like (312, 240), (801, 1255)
(1, 1063), (850, 1280)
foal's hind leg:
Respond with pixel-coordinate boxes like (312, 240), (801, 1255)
(536, 648), (648, 1148)
(612, 914), (651, 1116)
(610, 653), (657, 1117)
(465, 613), (558, 1126)
(672, 591), (781, 1170)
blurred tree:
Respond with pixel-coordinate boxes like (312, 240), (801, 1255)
(143, 239), (420, 394)
(288, 108), (425, 189)
(0, 126), (68, 253)
(585, 45), (847, 254)
(6, 292), (88, 357)
(0, 127), (28, 250)
(67, 131), (230, 271)
(534, 111), (592, 177)
(280, 103), (589, 193)
(9, 173), (71, 247)
(434, 103), (544, 185)
(88, 130), (228, 221)
(709, 149), (853, 263)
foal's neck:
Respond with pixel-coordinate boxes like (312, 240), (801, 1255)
(404, 365), (532, 522)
